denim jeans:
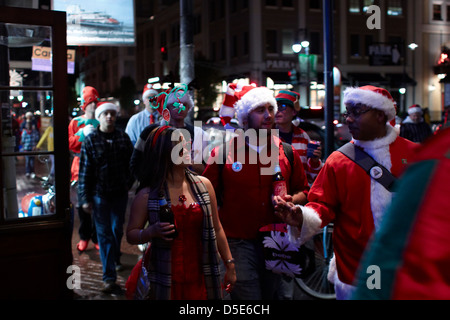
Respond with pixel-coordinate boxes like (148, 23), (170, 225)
(92, 194), (128, 283)
(25, 155), (35, 174)
(227, 238), (283, 300)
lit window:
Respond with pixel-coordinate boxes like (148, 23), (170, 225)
(349, 0), (360, 13)
(387, 0), (403, 16)
(282, 29), (294, 55)
(363, 0), (375, 12)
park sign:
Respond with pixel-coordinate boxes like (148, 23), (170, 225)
(369, 43), (402, 66)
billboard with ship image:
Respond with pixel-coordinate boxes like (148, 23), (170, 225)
(52, 0), (135, 46)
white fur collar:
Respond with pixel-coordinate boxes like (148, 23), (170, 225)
(352, 124), (397, 151)
(352, 124), (398, 231)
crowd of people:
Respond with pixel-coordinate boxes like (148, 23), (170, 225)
(67, 81), (449, 300)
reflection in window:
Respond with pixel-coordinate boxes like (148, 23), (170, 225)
(2, 90), (55, 220)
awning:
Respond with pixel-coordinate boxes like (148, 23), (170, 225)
(385, 73), (417, 87)
(347, 73), (388, 85)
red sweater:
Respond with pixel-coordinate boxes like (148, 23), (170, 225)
(203, 135), (309, 240)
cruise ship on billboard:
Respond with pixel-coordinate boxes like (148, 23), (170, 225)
(66, 5), (122, 29)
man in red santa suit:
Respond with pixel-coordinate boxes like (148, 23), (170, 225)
(274, 85), (419, 299)
(68, 86), (100, 252)
(204, 82), (310, 300)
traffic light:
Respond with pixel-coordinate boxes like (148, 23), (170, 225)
(288, 68), (298, 85)
(161, 46), (168, 60)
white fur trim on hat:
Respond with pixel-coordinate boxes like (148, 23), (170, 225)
(234, 87), (277, 126)
(343, 87), (396, 121)
(143, 89), (158, 101)
(95, 102), (119, 120)
(408, 105), (422, 115)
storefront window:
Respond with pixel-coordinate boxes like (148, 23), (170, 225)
(1, 23), (56, 220)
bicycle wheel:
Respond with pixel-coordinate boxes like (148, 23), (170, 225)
(296, 224), (336, 299)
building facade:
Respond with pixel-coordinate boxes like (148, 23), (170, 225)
(78, 0), (449, 123)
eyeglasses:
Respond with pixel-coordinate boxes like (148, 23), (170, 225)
(343, 108), (373, 119)
(277, 104), (292, 112)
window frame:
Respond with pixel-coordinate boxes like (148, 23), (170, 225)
(0, 8), (70, 226)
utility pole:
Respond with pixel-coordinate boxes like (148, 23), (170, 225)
(323, 0), (334, 159)
(180, 0), (195, 125)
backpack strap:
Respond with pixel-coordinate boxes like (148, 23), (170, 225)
(281, 142), (294, 169)
(338, 142), (397, 192)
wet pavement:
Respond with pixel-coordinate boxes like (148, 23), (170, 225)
(70, 184), (142, 300)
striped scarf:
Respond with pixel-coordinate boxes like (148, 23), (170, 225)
(146, 169), (222, 300)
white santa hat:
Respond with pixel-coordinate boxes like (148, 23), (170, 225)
(343, 85), (397, 122)
(219, 82), (277, 127)
(95, 102), (120, 120)
(142, 83), (158, 101)
(407, 104), (422, 115)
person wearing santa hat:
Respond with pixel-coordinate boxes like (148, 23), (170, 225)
(203, 82), (309, 300)
(275, 90), (323, 184)
(125, 83), (159, 146)
(400, 104), (432, 143)
(353, 127), (450, 300)
(78, 102), (134, 294)
(68, 86), (100, 252)
(274, 85), (419, 299)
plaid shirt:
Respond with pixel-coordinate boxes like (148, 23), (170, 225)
(78, 128), (134, 205)
(21, 129), (40, 151)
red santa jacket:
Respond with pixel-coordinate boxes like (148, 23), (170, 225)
(68, 115), (99, 182)
(291, 126), (418, 286)
(203, 134), (309, 240)
(353, 128), (450, 299)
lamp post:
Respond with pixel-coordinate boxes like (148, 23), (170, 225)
(302, 40), (310, 108)
(408, 42), (418, 103)
(292, 36), (310, 107)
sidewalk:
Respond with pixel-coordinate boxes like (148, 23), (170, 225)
(70, 186), (141, 300)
